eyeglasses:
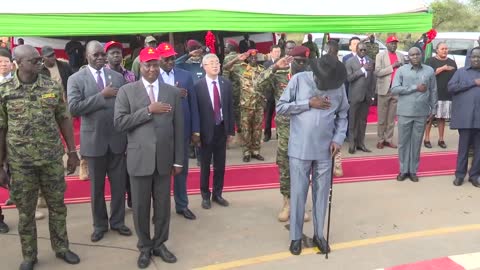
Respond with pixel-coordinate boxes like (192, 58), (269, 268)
(26, 57), (43, 65)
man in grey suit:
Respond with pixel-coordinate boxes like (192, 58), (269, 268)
(345, 42), (374, 154)
(391, 47), (437, 182)
(375, 36), (405, 149)
(276, 53), (349, 256)
(67, 41), (132, 242)
(114, 47), (183, 269)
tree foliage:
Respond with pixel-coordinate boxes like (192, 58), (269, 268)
(431, 0), (480, 31)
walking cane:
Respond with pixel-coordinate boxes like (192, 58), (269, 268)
(325, 153), (335, 259)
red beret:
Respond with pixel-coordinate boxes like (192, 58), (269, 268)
(104, 41), (123, 52)
(139, 47), (160, 62)
(247, 49), (258, 56)
(186, 39), (202, 49)
(288, 46), (310, 58)
(157, 42), (177, 58)
(225, 39), (238, 48)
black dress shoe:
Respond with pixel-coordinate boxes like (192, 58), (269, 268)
(263, 135), (271, 142)
(424, 141), (432, 148)
(396, 173), (409, 181)
(176, 208), (196, 220)
(453, 177), (464, 186)
(313, 235), (331, 254)
(289, 240), (302, 255)
(56, 250), (80, 264)
(0, 220), (9, 233)
(91, 230), (107, 242)
(153, 244), (177, 263)
(251, 154), (265, 161)
(243, 155), (251, 162)
(137, 251), (151, 269)
(19, 258), (37, 270)
(438, 141), (447, 149)
(201, 199), (211, 209)
(356, 146), (372, 153)
(410, 174), (419, 182)
(111, 225), (132, 236)
(212, 196), (229, 207)
(470, 178), (480, 188)
(348, 145), (356, 154)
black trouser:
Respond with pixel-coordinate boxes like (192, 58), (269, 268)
(456, 129), (480, 180)
(264, 95), (275, 138)
(200, 123), (227, 199)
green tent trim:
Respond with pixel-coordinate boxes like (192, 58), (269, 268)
(0, 10), (432, 36)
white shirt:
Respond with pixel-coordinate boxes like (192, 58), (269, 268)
(0, 73), (12, 83)
(205, 76), (223, 119)
(357, 55), (368, 78)
(160, 68), (175, 86)
(141, 77), (159, 102)
(88, 65), (106, 88)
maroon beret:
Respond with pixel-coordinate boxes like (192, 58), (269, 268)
(288, 46), (310, 58)
(186, 39), (202, 49)
(225, 38), (239, 48)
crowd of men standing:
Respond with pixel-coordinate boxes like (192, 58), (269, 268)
(0, 32), (478, 268)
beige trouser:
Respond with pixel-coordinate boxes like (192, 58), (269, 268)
(377, 92), (398, 143)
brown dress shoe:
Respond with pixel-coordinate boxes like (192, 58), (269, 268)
(384, 141), (397, 148)
(376, 142), (384, 149)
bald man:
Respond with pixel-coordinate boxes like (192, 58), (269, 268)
(391, 47), (437, 182)
(67, 41), (131, 243)
(0, 45), (80, 270)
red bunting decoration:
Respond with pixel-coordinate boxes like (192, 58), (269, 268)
(205, 31), (216, 54)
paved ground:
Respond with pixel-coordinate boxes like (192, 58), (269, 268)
(1, 123), (474, 270)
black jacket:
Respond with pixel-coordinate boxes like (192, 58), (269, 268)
(40, 60), (74, 95)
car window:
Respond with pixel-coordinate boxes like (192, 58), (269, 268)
(433, 39), (476, 56)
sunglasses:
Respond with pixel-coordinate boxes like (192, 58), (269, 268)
(26, 57), (43, 65)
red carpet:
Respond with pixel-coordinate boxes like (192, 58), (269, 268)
(0, 151), (456, 206)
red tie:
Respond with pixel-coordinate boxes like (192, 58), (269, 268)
(212, 81), (221, 125)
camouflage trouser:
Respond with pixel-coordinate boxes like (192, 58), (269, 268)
(9, 160), (69, 260)
(241, 107), (264, 156)
(233, 87), (241, 131)
(276, 115), (290, 198)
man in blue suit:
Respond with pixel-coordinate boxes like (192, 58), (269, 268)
(157, 43), (200, 220)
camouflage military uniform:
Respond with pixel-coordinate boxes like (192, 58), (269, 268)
(233, 63), (265, 156)
(0, 73), (70, 261)
(256, 66), (291, 197)
(222, 52), (241, 131)
(302, 41), (320, 59)
(364, 41), (380, 63)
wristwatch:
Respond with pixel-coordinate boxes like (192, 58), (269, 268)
(147, 106), (152, 116)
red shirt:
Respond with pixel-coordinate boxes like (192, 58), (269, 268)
(388, 52), (399, 83)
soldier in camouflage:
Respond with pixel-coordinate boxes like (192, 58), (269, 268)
(228, 49), (265, 162)
(0, 45), (80, 270)
(363, 34), (380, 64)
(302, 34), (320, 59)
(222, 39), (242, 134)
(256, 43), (310, 222)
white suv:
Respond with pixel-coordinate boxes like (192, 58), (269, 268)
(432, 32), (480, 68)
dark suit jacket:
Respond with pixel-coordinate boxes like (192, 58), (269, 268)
(67, 67), (127, 157)
(345, 56), (374, 103)
(158, 67), (199, 141)
(40, 60), (74, 95)
(114, 80), (184, 176)
(194, 76), (235, 145)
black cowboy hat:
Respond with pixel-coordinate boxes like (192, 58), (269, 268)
(310, 54), (347, 90)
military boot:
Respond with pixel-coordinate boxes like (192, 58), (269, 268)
(79, 159), (89, 180)
(277, 196), (290, 222)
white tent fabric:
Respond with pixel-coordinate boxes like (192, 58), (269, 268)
(3, 0), (428, 15)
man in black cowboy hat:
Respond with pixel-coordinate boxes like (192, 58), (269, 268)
(276, 40), (349, 256)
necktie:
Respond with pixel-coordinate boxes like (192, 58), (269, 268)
(148, 85), (155, 103)
(96, 70), (104, 90)
(212, 81), (221, 125)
